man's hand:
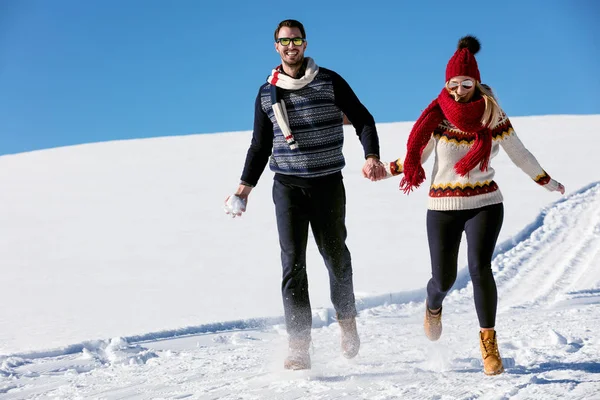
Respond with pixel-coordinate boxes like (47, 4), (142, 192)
(362, 156), (387, 181)
(224, 184), (253, 217)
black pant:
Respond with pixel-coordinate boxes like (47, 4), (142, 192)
(426, 203), (504, 328)
(272, 179), (356, 339)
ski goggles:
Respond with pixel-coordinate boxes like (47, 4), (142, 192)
(446, 79), (475, 91)
(276, 37), (306, 46)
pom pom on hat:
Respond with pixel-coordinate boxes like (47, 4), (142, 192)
(457, 35), (481, 54)
(446, 35), (481, 82)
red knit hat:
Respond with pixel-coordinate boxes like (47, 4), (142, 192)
(445, 36), (481, 82)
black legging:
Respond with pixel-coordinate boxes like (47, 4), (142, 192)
(426, 203), (504, 328)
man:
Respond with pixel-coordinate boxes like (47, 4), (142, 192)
(225, 19), (386, 370)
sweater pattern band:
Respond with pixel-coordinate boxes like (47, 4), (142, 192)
(429, 180), (499, 198)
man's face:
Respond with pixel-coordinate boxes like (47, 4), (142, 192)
(275, 26), (306, 68)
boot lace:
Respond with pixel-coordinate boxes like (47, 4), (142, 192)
(481, 337), (499, 358)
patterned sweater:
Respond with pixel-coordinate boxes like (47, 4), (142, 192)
(241, 67), (379, 187)
(390, 112), (561, 211)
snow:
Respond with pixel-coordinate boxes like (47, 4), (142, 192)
(1, 115), (599, 398)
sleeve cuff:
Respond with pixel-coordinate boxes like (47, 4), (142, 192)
(390, 159), (403, 176)
(240, 180), (256, 188)
(543, 179), (560, 192)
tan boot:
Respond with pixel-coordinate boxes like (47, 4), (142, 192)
(283, 336), (311, 370)
(424, 301), (442, 341)
(338, 316), (360, 359)
(479, 330), (504, 375)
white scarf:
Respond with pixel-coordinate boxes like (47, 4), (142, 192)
(267, 57), (319, 150)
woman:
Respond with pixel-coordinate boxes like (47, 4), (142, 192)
(385, 36), (565, 375)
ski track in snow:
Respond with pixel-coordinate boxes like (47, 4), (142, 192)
(493, 183), (600, 312)
(2, 184), (600, 399)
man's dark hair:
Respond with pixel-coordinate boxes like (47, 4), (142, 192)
(274, 19), (306, 41)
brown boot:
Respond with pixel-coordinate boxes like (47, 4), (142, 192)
(338, 316), (360, 359)
(424, 301), (442, 341)
(479, 330), (504, 375)
(283, 336), (311, 370)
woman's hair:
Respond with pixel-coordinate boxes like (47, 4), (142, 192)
(477, 82), (502, 128)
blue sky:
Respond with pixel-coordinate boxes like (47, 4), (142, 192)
(1, 0), (598, 156)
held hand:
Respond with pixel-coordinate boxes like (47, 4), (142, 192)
(557, 182), (565, 195)
(362, 157), (387, 181)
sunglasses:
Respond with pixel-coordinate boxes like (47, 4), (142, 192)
(447, 79), (475, 90)
(276, 37), (306, 46)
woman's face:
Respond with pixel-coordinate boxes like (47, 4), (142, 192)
(446, 76), (476, 102)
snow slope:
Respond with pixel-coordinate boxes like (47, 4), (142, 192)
(1, 115), (599, 398)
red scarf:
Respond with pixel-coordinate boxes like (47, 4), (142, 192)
(400, 89), (492, 193)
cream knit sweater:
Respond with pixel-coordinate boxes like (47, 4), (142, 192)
(388, 113), (561, 211)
